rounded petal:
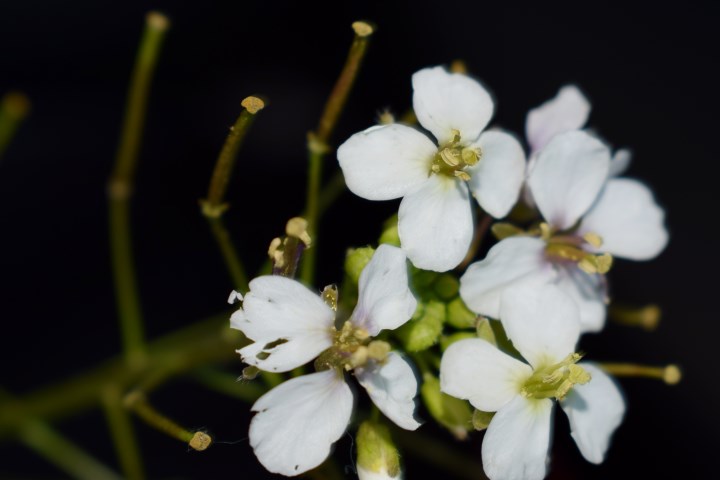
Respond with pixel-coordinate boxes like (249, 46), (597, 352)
(466, 130), (527, 218)
(459, 237), (556, 319)
(356, 352), (421, 430)
(440, 338), (531, 412)
(412, 66), (494, 145)
(608, 148), (632, 177)
(555, 265), (608, 333)
(482, 396), (554, 480)
(398, 175), (473, 272)
(337, 124), (436, 200)
(526, 85), (591, 153)
(500, 284), (580, 368)
(249, 370), (353, 476)
(579, 178), (668, 261)
(561, 363), (626, 464)
(234, 276), (334, 372)
(351, 245), (417, 336)
(527, 131), (610, 230)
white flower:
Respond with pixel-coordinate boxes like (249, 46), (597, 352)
(460, 130), (668, 332)
(230, 244), (420, 476)
(440, 284), (625, 480)
(338, 66), (526, 272)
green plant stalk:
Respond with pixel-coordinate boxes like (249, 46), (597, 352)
(19, 419), (123, 480)
(207, 216), (249, 292)
(108, 12), (169, 366)
(0, 91), (30, 161)
(301, 22), (373, 284)
(191, 368), (265, 403)
(102, 386), (145, 480)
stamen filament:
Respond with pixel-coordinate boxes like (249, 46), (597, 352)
(599, 363), (681, 385)
(609, 304), (661, 331)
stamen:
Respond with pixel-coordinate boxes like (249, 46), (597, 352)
(449, 129), (461, 144)
(609, 304), (661, 331)
(491, 222), (525, 240)
(454, 171), (471, 181)
(440, 148), (461, 166)
(599, 363), (681, 385)
(577, 253), (613, 274)
(583, 232), (603, 248)
(321, 284), (339, 311)
(461, 146), (481, 166)
(521, 353), (590, 400)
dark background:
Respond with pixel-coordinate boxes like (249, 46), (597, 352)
(0, 1), (716, 478)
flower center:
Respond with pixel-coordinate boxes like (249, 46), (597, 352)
(541, 223), (613, 274)
(430, 129), (481, 181)
(314, 321), (391, 372)
(521, 353), (591, 400)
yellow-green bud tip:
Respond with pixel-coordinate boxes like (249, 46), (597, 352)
(2, 91), (31, 118)
(663, 365), (681, 385)
(189, 431), (212, 451)
(146, 11), (170, 31)
(241, 96), (265, 114)
(352, 21), (374, 37)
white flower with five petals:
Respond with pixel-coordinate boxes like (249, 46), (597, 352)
(230, 245), (420, 476)
(460, 130), (668, 332)
(338, 66), (526, 272)
(440, 284), (625, 480)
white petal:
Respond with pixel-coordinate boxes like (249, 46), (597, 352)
(527, 131), (610, 230)
(579, 178), (668, 261)
(526, 85), (591, 153)
(358, 466), (401, 480)
(466, 130), (526, 218)
(440, 338), (531, 412)
(351, 245), (417, 336)
(356, 352), (421, 430)
(234, 276), (334, 372)
(227, 290), (243, 304)
(608, 148), (632, 177)
(500, 284), (580, 368)
(459, 237), (556, 319)
(482, 396), (554, 480)
(398, 175), (473, 272)
(561, 363), (625, 464)
(555, 265), (608, 333)
(249, 370), (353, 476)
(337, 124), (436, 200)
(412, 66), (494, 145)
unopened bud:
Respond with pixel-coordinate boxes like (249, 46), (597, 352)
(356, 421), (401, 479)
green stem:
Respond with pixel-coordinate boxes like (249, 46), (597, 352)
(191, 368), (265, 403)
(301, 21), (373, 285)
(19, 420), (123, 480)
(108, 12), (170, 366)
(0, 91), (30, 161)
(207, 216), (249, 291)
(102, 386), (144, 480)
(0, 314), (239, 440)
(317, 170), (346, 218)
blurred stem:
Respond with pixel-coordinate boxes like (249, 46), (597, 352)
(201, 97), (265, 291)
(0, 390), (121, 480)
(108, 12), (169, 367)
(0, 314), (239, 440)
(301, 21), (373, 285)
(191, 368), (265, 403)
(317, 170), (346, 217)
(458, 211), (492, 270)
(0, 91), (30, 161)
(102, 386), (144, 480)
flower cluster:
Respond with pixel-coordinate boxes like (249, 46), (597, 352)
(230, 66), (669, 480)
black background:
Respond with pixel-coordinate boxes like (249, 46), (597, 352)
(0, 1), (717, 478)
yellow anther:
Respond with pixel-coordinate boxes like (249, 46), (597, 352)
(461, 146), (481, 166)
(241, 96), (265, 115)
(377, 109), (395, 125)
(440, 148), (461, 166)
(522, 353), (589, 400)
(580, 253), (613, 274)
(286, 217), (312, 247)
(583, 232), (603, 248)
(449, 129), (461, 144)
(454, 171), (471, 181)
(450, 59), (468, 74)
(539, 223), (552, 241)
(189, 431), (213, 451)
(599, 362), (682, 386)
(610, 304), (661, 331)
(352, 21), (374, 37)
(268, 237), (284, 267)
(349, 346), (369, 369)
(431, 164), (441, 173)
(663, 365), (682, 385)
(367, 340), (391, 361)
(321, 284), (339, 311)
(595, 253), (613, 274)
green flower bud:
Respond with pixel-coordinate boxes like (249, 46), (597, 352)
(345, 246), (376, 284)
(378, 215), (401, 247)
(433, 274), (459, 301)
(476, 316), (497, 346)
(471, 409), (495, 431)
(446, 297), (477, 329)
(356, 421), (401, 478)
(396, 300), (445, 352)
(420, 373), (473, 440)
(440, 332), (477, 351)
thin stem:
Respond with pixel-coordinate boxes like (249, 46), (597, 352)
(0, 91), (30, 161)
(191, 368), (265, 403)
(0, 314), (239, 439)
(458, 211), (492, 270)
(102, 386), (145, 480)
(19, 420), (123, 480)
(207, 216), (249, 291)
(108, 12), (170, 367)
(317, 170), (346, 218)
(599, 362), (681, 385)
(124, 392), (212, 451)
(301, 21), (373, 285)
